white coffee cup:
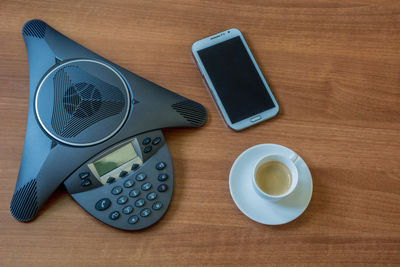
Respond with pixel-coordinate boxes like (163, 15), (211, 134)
(252, 153), (299, 201)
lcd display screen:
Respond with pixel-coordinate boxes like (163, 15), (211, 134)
(197, 36), (275, 124)
(93, 143), (137, 177)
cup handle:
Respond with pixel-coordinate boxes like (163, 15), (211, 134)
(290, 152), (299, 163)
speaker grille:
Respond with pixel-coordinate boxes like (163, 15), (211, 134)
(35, 59), (130, 146)
(172, 100), (207, 127)
(50, 68), (125, 138)
(10, 179), (39, 222)
(23, 19), (46, 38)
(63, 82), (102, 118)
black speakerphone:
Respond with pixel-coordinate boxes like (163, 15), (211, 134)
(10, 20), (207, 230)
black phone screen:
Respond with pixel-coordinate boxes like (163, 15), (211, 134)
(197, 36), (275, 124)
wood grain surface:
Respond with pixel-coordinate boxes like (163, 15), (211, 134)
(1, 0), (399, 265)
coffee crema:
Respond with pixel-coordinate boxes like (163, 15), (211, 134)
(255, 161), (292, 196)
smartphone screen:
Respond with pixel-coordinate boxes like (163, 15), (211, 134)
(197, 36), (275, 124)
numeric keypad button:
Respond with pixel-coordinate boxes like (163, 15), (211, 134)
(152, 201), (163, 210)
(141, 182), (152, 191)
(122, 205), (134, 215)
(128, 215), (139, 224)
(117, 196), (128, 205)
(135, 172), (147, 181)
(146, 192), (157, 201)
(156, 162), (166, 170)
(111, 186), (123, 195)
(140, 208), (151, 217)
(109, 211), (120, 220)
(129, 189), (140, 198)
(124, 179), (135, 188)
(135, 198), (145, 207)
(158, 173), (168, 182)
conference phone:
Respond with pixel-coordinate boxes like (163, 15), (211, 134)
(10, 20), (207, 230)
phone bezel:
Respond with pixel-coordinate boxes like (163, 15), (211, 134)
(191, 28), (279, 131)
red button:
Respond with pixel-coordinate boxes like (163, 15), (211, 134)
(158, 184), (168, 192)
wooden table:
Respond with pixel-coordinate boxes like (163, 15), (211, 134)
(1, 0), (399, 265)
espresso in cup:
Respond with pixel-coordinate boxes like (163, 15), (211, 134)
(255, 161), (292, 196)
(253, 154), (299, 201)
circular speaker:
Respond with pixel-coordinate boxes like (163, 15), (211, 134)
(35, 59), (130, 146)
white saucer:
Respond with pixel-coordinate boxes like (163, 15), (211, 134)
(229, 144), (313, 225)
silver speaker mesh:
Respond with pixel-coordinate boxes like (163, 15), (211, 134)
(35, 60), (130, 146)
(51, 68), (125, 138)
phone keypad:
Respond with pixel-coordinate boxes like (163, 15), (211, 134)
(71, 131), (172, 230)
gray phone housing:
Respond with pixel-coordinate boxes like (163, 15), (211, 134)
(10, 19), (207, 229)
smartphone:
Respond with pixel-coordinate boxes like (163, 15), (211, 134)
(192, 28), (279, 131)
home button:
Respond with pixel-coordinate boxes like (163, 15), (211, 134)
(250, 115), (261, 122)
